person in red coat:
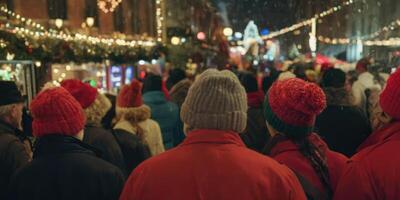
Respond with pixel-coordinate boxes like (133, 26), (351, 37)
(120, 69), (306, 200)
(334, 68), (400, 200)
(263, 78), (348, 198)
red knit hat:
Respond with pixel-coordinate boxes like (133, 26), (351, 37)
(264, 78), (326, 138)
(356, 58), (370, 72)
(60, 79), (97, 109)
(30, 87), (85, 137)
(380, 68), (400, 120)
(117, 80), (143, 108)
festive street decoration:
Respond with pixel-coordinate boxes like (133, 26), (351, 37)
(155, 0), (164, 42)
(0, 6), (158, 63)
(262, 0), (357, 40)
(97, 0), (123, 13)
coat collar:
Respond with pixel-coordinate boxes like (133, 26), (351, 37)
(268, 133), (328, 157)
(34, 135), (100, 159)
(181, 129), (245, 147)
(143, 91), (167, 104)
(0, 119), (26, 141)
(357, 121), (400, 152)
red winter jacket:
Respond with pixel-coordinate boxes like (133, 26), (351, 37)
(120, 129), (306, 200)
(334, 121), (400, 200)
(269, 134), (348, 194)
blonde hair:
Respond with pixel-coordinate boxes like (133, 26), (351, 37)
(84, 93), (112, 125)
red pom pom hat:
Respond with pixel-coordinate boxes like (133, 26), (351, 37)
(264, 78), (326, 138)
(30, 87), (85, 137)
(60, 79), (97, 109)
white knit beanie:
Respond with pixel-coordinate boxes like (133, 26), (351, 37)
(180, 69), (247, 133)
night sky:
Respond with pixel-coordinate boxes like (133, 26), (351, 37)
(212, 0), (298, 33)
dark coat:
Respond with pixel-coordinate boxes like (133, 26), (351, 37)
(8, 135), (125, 200)
(0, 120), (30, 199)
(143, 91), (180, 149)
(268, 134), (348, 194)
(112, 129), (151, 175)
(84, 125), (126, 175)
(315, 88), (371, 157)
(120, 130), (307, 200)
(240, 92), (269, 152)
(334, 121), (400, 200)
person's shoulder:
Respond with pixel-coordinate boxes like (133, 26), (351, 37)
(0, 133), (24, 152)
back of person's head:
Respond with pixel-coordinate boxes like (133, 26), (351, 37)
(262, 68), (280, 93)
(263, 78), (332, 196)
(238, 72), (258, 93)
(30, 87), (85, 138)
(380, 68), (400, 121)
(181, 69), (247, 133)
(0, 81), (24, 128)
(166, 68), (186, 90)
(321, 68), (346, 88)
(169, 79), (192, 108)
(356, 58), (371, 73)
(142, 74), (162, 94)
(61, 79), (111, 125)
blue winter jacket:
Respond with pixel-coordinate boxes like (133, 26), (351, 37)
(143, 91), (181, 149)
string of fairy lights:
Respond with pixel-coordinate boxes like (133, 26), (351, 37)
(262, 0), (357, 40)
(97, 0), (123, 13)
(155, 0), (164, 42)
(0, 6), (157, 48)
(318, 18), (400, 46)
(262, 0), (399, 47)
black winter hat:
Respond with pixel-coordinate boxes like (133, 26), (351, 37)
(0, 81), (23, 106)
(142, 74), (162, 93)
(238, 72), (258, 93)
(321, 68), (346, 88)
(166, 68), (186, 90)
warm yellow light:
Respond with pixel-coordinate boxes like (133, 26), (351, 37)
(171, 36), (180, 45)
(86, 17), (95, 27)
(55, 18), (63, 28)
(223, 27), (233, 37)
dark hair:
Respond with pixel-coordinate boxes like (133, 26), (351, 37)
(264, 134), (332, 197)
(166, 68), (186, 90)
(262, 68), (280, 93)
(142, 74), (162, 93)
(321, 68), (346, 88)
(238, 72), (258, 93)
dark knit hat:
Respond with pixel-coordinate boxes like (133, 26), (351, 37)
(181, 69), (247, 133)
(0, 81), (23, 106)
(61, 79), (97, 109)
(30, 87), (85, 137)
(142, 74), (162, 93)
(238, 72), (258, 93)
(264, 78), (326, 138)
(380, 68), (400, 120)
(166, 68), (186, 90)
(321, 68), (346, 88)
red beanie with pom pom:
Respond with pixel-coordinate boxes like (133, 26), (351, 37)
(264, 78), (326, 138)
(380, 68), (400, 120)
(60, 79), (97, 109)
(117, 80), (143, 108)
(30, 87), (85, 137)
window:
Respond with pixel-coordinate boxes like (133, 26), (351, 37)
(47, 0), (67, 19)
(113, 5), (124, 32)
(85, 0), (98, 27)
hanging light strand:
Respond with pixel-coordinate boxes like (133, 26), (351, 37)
(0, 6), (156, 48)
(262, 0), (357, 40)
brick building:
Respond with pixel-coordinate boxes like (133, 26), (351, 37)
(0, 0), (157, 36)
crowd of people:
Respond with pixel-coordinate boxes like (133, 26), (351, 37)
(0, 57), (399, 200)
